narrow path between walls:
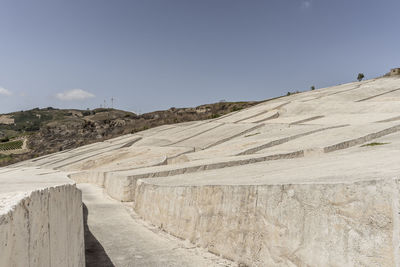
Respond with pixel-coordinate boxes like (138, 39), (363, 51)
(78, 183), (235, 267)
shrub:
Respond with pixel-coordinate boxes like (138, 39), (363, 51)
(0, 137), (9, 143)
(82, 110), (91, 116)
(231, 106), (243, 112)
(361, 142), (388, 147)
(357, 73), (365, 81)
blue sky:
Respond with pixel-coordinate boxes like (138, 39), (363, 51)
(1, 0), (399, 114)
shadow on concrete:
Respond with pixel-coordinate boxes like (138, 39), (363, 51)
(83, 204), (115, 267)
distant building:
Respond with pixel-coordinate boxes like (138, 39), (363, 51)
(390, 68), (400, 76)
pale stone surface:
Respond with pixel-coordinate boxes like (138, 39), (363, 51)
(79, 183), (234, 267)
(3, 76), (400, 266)
(134, 179), (399, 266)
(0, 169), (85, 267)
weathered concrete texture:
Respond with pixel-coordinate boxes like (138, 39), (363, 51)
(0, 184), (85, 267)
(91, 149), (304, 202)
(80, 183), (234, 267)
(62, 145), (190, 172)
(4, 76), (400, 266)
(134, 179), (400, 266)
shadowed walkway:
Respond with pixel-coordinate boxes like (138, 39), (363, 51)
(83, 204), (115, 267)
(79, 183), (233, 267)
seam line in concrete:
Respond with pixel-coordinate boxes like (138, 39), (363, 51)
(203, 124), (265, 150)
(376, 116), (400, 123)
(126, 150), (304, 181)
(356, 87), (400, 102)
(237, 124), (348, 156)
(289, 115), (325, 125)
(234, 102), (290, 123)
(165, 123), (224, 147)
(252, 112), (280, 123)
(324, 124), (400, 153)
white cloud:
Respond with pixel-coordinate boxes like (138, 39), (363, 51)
(301, 1), (312, 8)
(56, 89), (95, 101)
(0, 87), (12, 96)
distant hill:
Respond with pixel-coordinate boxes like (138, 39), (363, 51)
(0, 101), (259, 166)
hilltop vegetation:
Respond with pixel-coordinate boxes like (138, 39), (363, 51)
(0, 101), (259, 166)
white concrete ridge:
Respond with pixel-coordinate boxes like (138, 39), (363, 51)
(0, 168), (84, 267)
(2, 76), (400, 266)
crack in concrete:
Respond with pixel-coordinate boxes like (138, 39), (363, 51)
(165, 123), (224, 147)
(324, 124), (400, 153)
(356, 87), (400, 102)
(236, 124), (348, 156)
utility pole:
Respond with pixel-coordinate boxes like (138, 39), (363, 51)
(104, 99), (106, 109)
(111, 97), (114, 109)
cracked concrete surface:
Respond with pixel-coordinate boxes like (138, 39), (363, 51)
(2, 76), (400, 266)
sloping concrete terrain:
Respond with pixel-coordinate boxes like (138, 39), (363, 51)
(2, 76), (400, 266)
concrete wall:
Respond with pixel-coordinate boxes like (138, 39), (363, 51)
(69, 171), (135, 202)
(70, 171), (106, 187)
(0, 185), (85, 267)
(134, 179), (400, 267)
(70, 150), (304, 203)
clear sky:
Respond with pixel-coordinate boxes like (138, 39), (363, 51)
(1, 0), (399, 114)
